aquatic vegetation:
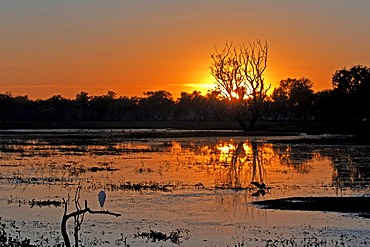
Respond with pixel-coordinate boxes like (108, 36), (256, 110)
(1, 130), (370, 246)
(134, 228), (190, 244)
(29, 199), (62, 208)
(7, 197), (62, 208)
(0, 220), (34, 247)
(116, 181), (176, 192)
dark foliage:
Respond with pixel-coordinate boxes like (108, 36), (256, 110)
(0, 90), (232, 123)
(134, 228), (190, 244)
(0, 222), (34, 247)
(1, 65), (370, 129)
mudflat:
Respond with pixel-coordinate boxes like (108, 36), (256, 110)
(253, 197), (370, 217)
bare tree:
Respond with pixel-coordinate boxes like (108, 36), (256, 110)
(210, 40), (270, 130)
(61, 187), (121, 247)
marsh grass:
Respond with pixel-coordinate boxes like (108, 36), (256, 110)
(134, 228), (190, 244)
(242, 233), (368, 247)
(0, 219), (34, 247)
(1, 130), (370, 246)
(7, 197), (62, 208)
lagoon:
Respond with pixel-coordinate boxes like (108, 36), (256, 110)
(0, 130), (369, 246)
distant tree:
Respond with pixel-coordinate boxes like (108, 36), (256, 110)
(138, 90), (175, 121)
(270, 87), (289, 120)
(271, 78), (314, 121)
(89, 91), (118, 120)
(116, 96), (139, 121)
(74, 91), (90, 120)
(11, 95), (31, 120)
(332, 65), (370, 121)
(205, 90), (228, 121)
(0, 92), (14, 121)
(210, 40), (270, 130)
(43, 95), (71, 121)
(176, 91), (207, 124)
(190, 91), (207, 124)
(312, 89), (337, 122)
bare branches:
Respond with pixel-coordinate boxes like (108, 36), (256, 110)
(64, 200), (121, 220)
(241, 40), (269, 99)
(210, 40), (269, 99)
(73, 185), (84, 246)
(61, 191), (121, 247)
(210, 43), (245, 100)
(210, 40), (270, 130)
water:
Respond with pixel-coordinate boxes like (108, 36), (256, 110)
(0, 130), (369, 246)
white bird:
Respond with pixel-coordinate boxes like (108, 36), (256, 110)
(98, 190), (106, 210)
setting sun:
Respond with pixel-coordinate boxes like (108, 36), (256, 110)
(1, 1), (369, 99)
(230, 91), (240, 100)
(1, 2), (370, 246)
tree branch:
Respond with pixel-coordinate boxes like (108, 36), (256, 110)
(61, 200), (121, 247)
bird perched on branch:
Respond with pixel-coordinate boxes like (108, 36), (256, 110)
(98, 190), (106, 210)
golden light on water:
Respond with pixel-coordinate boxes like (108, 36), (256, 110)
(216, 143), (236, 162)
(1, 130), (369, 246)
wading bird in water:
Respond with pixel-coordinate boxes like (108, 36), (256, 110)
(251, 182), (268, 197)
(251, 181), (266, 189)
(98, 190), (106, 210)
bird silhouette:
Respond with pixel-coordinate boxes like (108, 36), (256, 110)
(251, 181), (266, 189)
(250, 181), (268, 197)
(251, 189), (266, 197)
(98, 190), (106, 210)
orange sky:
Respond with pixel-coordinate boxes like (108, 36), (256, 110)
(1, 0), (370, 99)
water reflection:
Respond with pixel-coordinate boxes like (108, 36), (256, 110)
(1, 135), (369, 194)
(186, 140), (370, 194)
(272, 145), (314, 174)
(1, 133), (369, 247)
(327, 146), (370, 192)
(199, 141), (274, 191)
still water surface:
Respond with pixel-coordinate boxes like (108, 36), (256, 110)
(0, 130), (369, 246)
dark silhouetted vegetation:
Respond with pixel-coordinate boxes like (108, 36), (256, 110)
(270, 77), (314, 121)
(0, 221), (34, 247)
(1, 65), (370, 135)
(134, 228), (190, 244)
(210, 40), (270, 130)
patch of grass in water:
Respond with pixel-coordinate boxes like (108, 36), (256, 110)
(116, 181), (176, 192)
(134, 228), (190, 244)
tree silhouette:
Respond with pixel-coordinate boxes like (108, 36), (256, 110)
(74, 91), (90, 120)
(332, 65), (370, 121)
(61, 187), (120, 247)
(1, 64), (369, 130)
(43, 95), (71, 121)
(272, 78), (314, 121)
(210, 40), (270, 131)
(138, 90), (175, 121)
(176, 91), (207, 124)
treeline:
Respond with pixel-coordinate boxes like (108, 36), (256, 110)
(1, 65), (369, 124)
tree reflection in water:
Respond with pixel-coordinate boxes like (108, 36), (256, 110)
(202, 141), (274, 191)
(195, 140), (370, 194)
(325, 146), (370, 193)
(272, 145), (314, 174)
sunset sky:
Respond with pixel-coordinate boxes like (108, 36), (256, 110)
(1, 0), (370, 99)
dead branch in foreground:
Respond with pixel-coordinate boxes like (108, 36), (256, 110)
(61, 199), (121, 247)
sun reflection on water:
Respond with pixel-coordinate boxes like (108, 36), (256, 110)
(1, 133), (370, 246)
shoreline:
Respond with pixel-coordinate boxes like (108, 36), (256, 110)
(0, 120), (369, 143)
(252, 196), (370, 218)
